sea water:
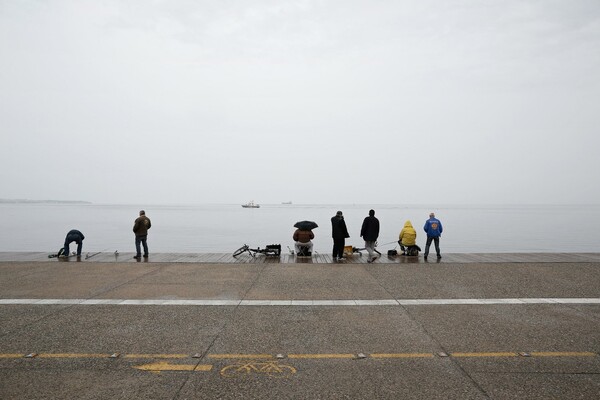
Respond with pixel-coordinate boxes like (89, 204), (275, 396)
(0, 203), (598, 254)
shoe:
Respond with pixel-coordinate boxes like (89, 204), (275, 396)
(133, 255), (141, 259)
(437, 255), (442, 259)
(424, 255), (428, 260)
(143, 254), (149, 258)
(338, 257), (346, 261)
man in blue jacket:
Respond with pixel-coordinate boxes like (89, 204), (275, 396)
(423, 212), (443, 260)
(62, 229), (85, 257)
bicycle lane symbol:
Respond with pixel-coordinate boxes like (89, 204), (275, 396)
(220, 360), (297, 378)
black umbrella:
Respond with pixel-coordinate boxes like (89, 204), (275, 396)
(294, 220), (318, 230)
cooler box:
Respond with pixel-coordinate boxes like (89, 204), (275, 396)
(343, 246), (353, 257)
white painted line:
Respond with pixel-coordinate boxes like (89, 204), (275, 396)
(1, 298), (599, 306)
(290, 300), (314, 306)
(200, 300), (240, 306)
(81, 299), (123, 305)
(398, 299), (450, 305)
(0, 299), (45, 304)
(265, 300), (293, 306)
(166, 300), (194, 305)
(312, 301), (337, 306)
(53, 299), (85, 305)
(239, 300), (273, 306)
(354, 300), (373, 306)
(207, 300), (238, 306)
(373, 300), (401, 306)
(549, 298), (600, 304)
(448, 299), (490, 305)
(332, 300), (358, 306)
(473, 299), (521, 305)
(519, 298), (556, 304)
(120, 300), (158, 305)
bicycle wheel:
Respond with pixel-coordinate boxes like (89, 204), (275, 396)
(233, 245), (248, 257)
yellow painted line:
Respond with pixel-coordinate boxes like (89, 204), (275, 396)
(530, 352), (597, 357)
(451, 352), (519, 358)
(208, 354), (273, 360)
(288, 354), (355, 359)
(133, 361), (212, 372)
(37, 353), (110, 359)
(4, 351), (596, 361)
(371, 353), (435, 359)
(123, 354), (189, 359)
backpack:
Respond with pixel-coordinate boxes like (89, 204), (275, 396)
(48, 247), (65, 258)
(406, 245), (421, 256)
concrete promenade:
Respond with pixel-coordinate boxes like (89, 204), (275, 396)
(1, 252), (599, 399)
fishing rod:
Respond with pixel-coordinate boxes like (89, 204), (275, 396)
(85, 248), (118, 260)
(377, 240), (399, 247)
(85, 252), (102, 260)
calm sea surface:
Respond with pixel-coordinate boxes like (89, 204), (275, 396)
(0, 203), (598, 254)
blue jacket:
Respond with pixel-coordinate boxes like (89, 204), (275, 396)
(423, 218), (442, 237)
(65, 229), (85, 244)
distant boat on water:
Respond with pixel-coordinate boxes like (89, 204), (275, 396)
(242, 200), (260, 208)
(281, 201), (292, 205)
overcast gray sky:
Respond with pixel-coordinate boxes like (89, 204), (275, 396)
(1, 0), (599, 205)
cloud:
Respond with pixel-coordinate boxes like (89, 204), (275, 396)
(1, 0), (599, 204)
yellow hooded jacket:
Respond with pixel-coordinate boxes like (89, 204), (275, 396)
(399, 221), (417, 246)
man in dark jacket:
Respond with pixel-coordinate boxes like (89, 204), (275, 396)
(360, 209), (380, 263)
(62, 229), (85, 257)
(133, 210), (151, 259)
(331, 211), (350, 261)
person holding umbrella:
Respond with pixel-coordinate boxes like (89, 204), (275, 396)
(293, 220), (317, 256)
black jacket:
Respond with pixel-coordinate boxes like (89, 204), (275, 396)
(360, 216), (380, 242)
(331, 216), (350, 240)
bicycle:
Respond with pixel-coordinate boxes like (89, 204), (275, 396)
(349, 246), (382, 256)
(220, 361), (296, 378)
(232, 244), (281, 258)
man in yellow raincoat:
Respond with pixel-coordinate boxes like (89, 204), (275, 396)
(398, 220), (417, 255)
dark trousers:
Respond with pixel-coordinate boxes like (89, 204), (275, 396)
(424, 236), (440, 257)
(135, 235), (149, 257)
(64, 240), (82, 256)
(332, 238), (345, 259)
